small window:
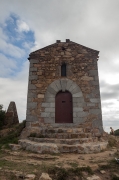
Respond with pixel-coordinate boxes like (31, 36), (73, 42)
(61, 63), (66, 76)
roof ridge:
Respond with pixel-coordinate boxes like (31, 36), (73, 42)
(29, 40), (99, 56)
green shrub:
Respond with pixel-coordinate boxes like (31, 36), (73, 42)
(114, 129), (119, 136)
(48, 167), (68, 180)
(48, 166), (93, 180)
(0, 105), (6, 129)
(0, 120), (26, 149)
(112, 176), (119, 180)
(57, 168), (68, 180)
(69, 166), (93, 176)
(108, 136), (117, 147)
(29, 132), (37, 137)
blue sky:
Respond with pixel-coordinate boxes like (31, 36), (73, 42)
(0, 14), (35, 77)
(0, 0), (119, 132)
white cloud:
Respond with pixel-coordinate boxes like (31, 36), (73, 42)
(0, 27), (25, 58)
(0, 39), (25, 58)
(0, 53), (17, 77)
(16, 19), (30, 32)
(0, 27), (8, 41)
(0, 61), (29, 121)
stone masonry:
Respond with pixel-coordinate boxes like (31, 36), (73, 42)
(25, 39), (103, 137)
(5, 101), (19, 126)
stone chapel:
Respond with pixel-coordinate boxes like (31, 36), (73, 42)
(19, 39), (108, 154)
(25, 39), (103, 136)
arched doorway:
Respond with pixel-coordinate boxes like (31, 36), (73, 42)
(55, 91), (73, 123)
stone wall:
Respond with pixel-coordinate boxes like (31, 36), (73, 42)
(26, 39), (103, 134)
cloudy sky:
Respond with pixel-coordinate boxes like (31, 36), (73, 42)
(0, 0), (119, 132)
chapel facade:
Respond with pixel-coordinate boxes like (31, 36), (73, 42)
(25, 39), (103, 136)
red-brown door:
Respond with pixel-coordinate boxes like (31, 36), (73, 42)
(55, 91), (73, 123)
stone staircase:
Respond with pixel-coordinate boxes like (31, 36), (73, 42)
(19, 127), (108, 154)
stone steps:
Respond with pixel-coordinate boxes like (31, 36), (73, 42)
(29, 137), (98, 145)
(30, 132), (92, 139)
(19, 127), (107, 154)
(19, 139), (108, 154)
(41, 127), (84, 134)
(58, 142), (108, 153)
(19, 139), (59, 154)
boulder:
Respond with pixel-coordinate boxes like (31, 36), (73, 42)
(39, 173), (52, 180)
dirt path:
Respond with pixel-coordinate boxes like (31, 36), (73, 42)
(0, 146), (119, 180)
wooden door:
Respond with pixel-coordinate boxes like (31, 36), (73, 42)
(55, 91), (73, 123)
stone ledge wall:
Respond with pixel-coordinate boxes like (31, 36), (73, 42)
(26, 40), (103, 133)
